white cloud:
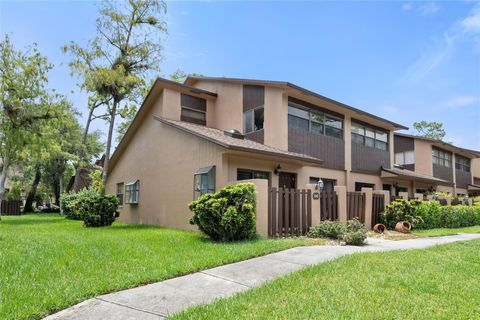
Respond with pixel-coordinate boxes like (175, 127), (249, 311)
(181, 10), (189, 15)
(403, 33), (454, 83)
(417, 2), (440, 16)
(402, 3), (479, 83)
(461, 6), (480, 34)
(402, 3), (413, 11)
(439, 95), (480, 109)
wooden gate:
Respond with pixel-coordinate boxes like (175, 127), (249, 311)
(371, 194), (385, 225)
(320, 191), (338, 221)
(1, 200), (21, 215)
(347, 192), (365, 223)
(268, 188), (311, 237)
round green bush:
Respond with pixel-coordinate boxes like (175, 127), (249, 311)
(60, 188), (119, 227)
(189, 183), (257, 242)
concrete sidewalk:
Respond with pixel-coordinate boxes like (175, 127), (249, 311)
(44, 233), (480, 320)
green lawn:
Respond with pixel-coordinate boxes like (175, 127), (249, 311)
(0, 214), (314, 320)
(174, 239), (480, 320)
(413, 225), (480, 237)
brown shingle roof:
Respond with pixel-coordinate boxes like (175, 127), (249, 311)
(381, 166), (452, 185)
(154, 117), (324, 165)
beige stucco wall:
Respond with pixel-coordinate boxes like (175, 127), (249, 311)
(414, 139), (433, 176)
(225, 154), (346, 190)
(189, 80), (243, 132)
(107, 113), (226, 230)
(472, 158), (480, 179)
(348, 172), (383, 191)
(161, 88), (181, 121)
(264, 87), (288, 149)
(437, 185), (454, 194)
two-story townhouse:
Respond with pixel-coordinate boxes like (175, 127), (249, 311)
(106, 76), (407, 228)
(387, 133), (480, 196)
(472, 159), (480, 196)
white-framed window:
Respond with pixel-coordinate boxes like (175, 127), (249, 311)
(116, 183), (124, 205)
(125, 180), (139, 204)
(394, 151), (415, 165)
(193, 166), (216, 199)
(243, 107), (264, 134)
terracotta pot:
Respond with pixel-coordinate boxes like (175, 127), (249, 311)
(395, 221), (412, 233)
(373, 223), (386, 233)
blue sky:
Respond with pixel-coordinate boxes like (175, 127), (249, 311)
(1, 1), (479, 149)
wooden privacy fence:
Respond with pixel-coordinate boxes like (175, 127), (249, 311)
(268, 188), (311, 237)
(1, 200), (21, 215)
(347, 191), (365, 223)
(320, 191), (338, 221)
(371, 193), (385, 226)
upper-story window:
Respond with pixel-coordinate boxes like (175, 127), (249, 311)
(432, 148), (451, 168)
(455, 155), (470, 172)
(287, 101), (343, 139)
(351, 122), (388, 151)
(394, 151), (414, 165)
(243, 85), (265, 134)
(244, 107), (264, 133)
(181, 94), (206, 126)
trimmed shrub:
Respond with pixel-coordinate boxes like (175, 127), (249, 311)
(308, 219), (367, 246)
(343, 230), (367, 246)
(59, 188), (119, 227)
(343, 219), (367, 245)
(380, 199), (424, 229)
(381, 199), (480, 230)
(189, 183), (257, 242)
(307, 220), (346, 239)
(415, 200), (443, 229)
(60, 191), (81, 220)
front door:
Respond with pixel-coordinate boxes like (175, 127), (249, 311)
(279, 172), (296, 189)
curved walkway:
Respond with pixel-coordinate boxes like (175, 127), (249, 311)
(45, 233), (480, 320)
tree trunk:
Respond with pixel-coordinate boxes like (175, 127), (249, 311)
(101, 99), (118, 196)
(0, 154), (10, 220)
(52, 177), (61, 206)
(82, 106), (94, 145)
(24, 167), (41, 213)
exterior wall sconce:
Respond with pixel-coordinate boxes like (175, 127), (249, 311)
(315, 178), (324, 191)
(274, 164), (282, 176)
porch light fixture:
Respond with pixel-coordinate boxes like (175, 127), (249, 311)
(316, 178), (325, 191)
(274, 164), (282, 176)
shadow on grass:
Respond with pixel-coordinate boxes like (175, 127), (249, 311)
(1, 215), (66, 226)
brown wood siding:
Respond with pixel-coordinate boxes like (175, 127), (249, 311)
(433, 164), (453, 182)
(455, 169), (471, 189)
(181, 93), (206, 112)
(288, 127), (344, 169)
(351, 143), (390, 173)
(394, 135), (414, 153)
(243, 85), (265, 111)
(288, 97), (344, 119)
(245, 129), (264, 144)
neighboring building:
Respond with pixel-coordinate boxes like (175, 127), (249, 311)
(389, 133), (480, 196)
(470, 158), (480, 196)
(106, 76), (410, 229)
